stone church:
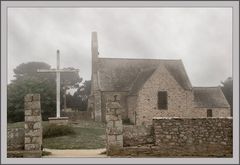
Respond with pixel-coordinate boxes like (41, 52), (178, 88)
(88, 32), (230, 126)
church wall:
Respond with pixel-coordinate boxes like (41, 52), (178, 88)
(135, 65), (195, 126)
(94, 91), (102, 122)
(192, 107), (230, 117)
(101, 92), (129, 122)
(127, 96), (138, 124)
(87, 95), (95, 120)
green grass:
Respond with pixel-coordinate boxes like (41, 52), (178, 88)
(8, 120), (106, 150)
(43, 120), (106, 149)
(7, 121), (49, 129)
(43, 127), (106, 149)
(7, 121), (24, 128)
(43, 124), (76, 138)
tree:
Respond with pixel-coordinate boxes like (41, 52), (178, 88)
(65, 80), (91, 111)
(7, 62), (82, 122)
(221, 77), (233, 116)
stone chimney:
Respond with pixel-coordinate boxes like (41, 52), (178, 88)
(92, 32), (99, 74)
(90, 32), (102, 122)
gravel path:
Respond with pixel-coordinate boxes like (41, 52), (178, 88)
(43, 148), (107, 158)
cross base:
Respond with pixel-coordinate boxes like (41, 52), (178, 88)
(48, 117), (69, 125)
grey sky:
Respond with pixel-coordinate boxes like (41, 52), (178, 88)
(8, 7), (232, 86)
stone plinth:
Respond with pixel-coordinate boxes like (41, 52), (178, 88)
(48, 117), (69, 125)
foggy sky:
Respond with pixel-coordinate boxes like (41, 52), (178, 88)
(8, 8), (232, 86)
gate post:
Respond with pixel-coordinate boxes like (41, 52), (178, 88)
(24, 94), (42, 157)
(106, 95), (123, 155)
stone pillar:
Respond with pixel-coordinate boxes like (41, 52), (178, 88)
(94, 91), (102, 122)
(106, 96), (123, 155)
(24, 94), (42, 157)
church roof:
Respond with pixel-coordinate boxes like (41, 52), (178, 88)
(129, 68), (156, 95)
(193, 87), (230, 108)
(97, 58), (192, 92)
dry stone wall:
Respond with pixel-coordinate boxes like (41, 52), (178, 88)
(24, 94), (42, 157)
(7, 128), (24, 151)
(123, 125), (153, 146)
(110, 117), (232, 157)
(153, 117), (232, 156)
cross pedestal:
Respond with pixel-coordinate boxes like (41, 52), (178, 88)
(37, 50), (79, 125)
(48, 117), (69, 125)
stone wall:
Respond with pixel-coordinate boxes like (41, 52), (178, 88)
(109, 117), (232, 157)
(24, 94), (42, 157)
(7, 128), (24, 151)
(108, 145), (232, 157)
(61, 111), (91, 121)
(153, 117), (232, 156)
(105, 96), (123, 155)
(123, 125), (153, 147)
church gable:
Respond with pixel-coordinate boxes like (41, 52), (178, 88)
(134, 64), (193, 125)
(139, 64), (187, 92)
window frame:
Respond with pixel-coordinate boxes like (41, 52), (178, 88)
(157, 91), (168, 110)
(207, 109), (213, 117)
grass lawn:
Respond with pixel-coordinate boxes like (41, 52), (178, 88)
(43, 127), (105, 149)
(8, 120), (106, 149)
(7, 121), (49, 128)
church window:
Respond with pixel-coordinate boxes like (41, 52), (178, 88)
(207, 109), (212, 117)
(158, 91), (168, 110)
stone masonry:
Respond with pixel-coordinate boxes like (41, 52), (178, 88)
(109, 117), (232, 157)
(153, 117), (232, 156)
(24, 94), (42, 157)
(106, 95), (123, 155)
(133, 65), (194, 126)
(7, 128), (24, 151)
(123, 125), (153, 147)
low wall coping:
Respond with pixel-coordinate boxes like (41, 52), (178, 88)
(48, 117), (69, 120)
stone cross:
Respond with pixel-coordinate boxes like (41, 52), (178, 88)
(37, 50), (79, 118)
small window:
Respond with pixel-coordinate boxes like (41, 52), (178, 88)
(158, 91), (168, 110)
(207, 109), (212, 117)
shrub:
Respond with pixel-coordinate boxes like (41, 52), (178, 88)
(43, 124), (75, 138)
(7, 110), (24, 123)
